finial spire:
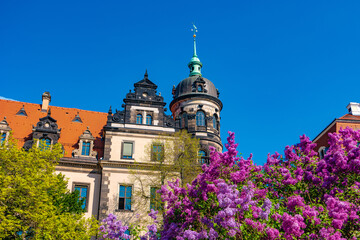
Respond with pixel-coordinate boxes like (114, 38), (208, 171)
(144, 69), (148, 79)
(191, 24), (198, 57)
(188, 24), (203, 76)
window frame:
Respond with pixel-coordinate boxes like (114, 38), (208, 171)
(121, 141), (134, 160)
(196, 111), (206, 127)
(81, 141), (91, 156)
(118, 184), (133, 211)
(146, 114), (152, 125)
(198, 150), (209, 165)
(151, 144), (164, 162)
(72, 182), (90, 212)
(150, 187), (162, 211)
(136, 114), (143, 124)
(213, 114), (218, 130)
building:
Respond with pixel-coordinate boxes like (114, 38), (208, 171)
(313, 102), (360, 158)
(0, 32), (223, 223)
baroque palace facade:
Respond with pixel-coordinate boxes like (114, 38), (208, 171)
(0, 35), (223, 223)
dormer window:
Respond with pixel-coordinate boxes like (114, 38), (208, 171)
(72, 127), (97, 158)
(39, 138), (51, 151)
(16, 105), (27, 116)
(1, 133), (6, 144)
(82, 142), (91, 156)
(0, 117), (11, 145)
(197, 85), (203, 92)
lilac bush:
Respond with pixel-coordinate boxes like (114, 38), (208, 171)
(157, 127), (360, 239)
(100, 127), (360, 239)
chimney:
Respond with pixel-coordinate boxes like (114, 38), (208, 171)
(346, 102), (360, 116)
(41, 92), (51, 112)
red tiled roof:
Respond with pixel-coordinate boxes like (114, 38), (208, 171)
(339, 114), (360, 121)
(0, 99), (107, 158)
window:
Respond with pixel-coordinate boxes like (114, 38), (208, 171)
(119, 185), (132, 210)
(82, 142), (90, 156)
(198, 150), (208, 164)
(136, 114), (143, 124)
(74, 184), (88, 210)
(196, 111), (205, 126)
(179, 115), (182, 128)
(213, 115), (218, 130)
(146, 115), (152, 125)
(197, 85), (203, 92)
(152, 144), (163, 161)
(319, 147), (329, 159)
(122, 142), (133, 159)
(0, 133), (6, 144)
(39, 138), (51, 151)
(150, 187), (162, 210)
(182, 112), (188, 128)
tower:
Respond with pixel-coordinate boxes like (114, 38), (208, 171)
(170, 25), (223, 160)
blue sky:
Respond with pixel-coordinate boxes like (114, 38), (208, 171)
(1, 1), (360, 165)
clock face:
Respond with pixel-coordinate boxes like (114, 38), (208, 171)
(142, 92), (148, 97)
(45, 123), (50, 128)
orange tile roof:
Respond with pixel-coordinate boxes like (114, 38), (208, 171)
(339, 114), (360, 121)
(0, 99), (107, 158)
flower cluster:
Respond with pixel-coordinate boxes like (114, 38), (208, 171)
(98, 213), (130, 240)
(99, 127), (360, 239)
(155, 128), (360, 239)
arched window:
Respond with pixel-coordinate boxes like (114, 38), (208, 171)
(213, 114), (218, 130)
(136, 114), (143, 124)
(39, 138), (51, 151)
(197, 85), (203, 92)
(196, 111), (205, 126)
(146, 115), (152, 125)
(198, 150), (207, 164)
(82, 142), (90, 156)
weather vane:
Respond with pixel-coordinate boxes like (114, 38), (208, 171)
(191, 23), (198, 38)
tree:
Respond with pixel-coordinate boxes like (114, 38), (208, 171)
(0, 138), (98, 239)
(154, 128), (360, 239)
(130, 130), (201, 215)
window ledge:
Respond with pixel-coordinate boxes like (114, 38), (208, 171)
(115, 209), (133, 212)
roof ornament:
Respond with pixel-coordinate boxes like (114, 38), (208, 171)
(144, 69), (148, 79)
(47, 108), (51, 116)
(188, 24), (203, 77)
(191, 24), (198, 57)
(108, 106), (112, 115)
(1, 116), (7, 124)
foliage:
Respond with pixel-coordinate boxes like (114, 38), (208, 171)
(0, 138), (98, 239)
(130, 130), (201, 215)
(154, 128), (360, 239)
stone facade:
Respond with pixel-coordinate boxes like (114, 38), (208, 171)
(0, 42), (223, 225)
